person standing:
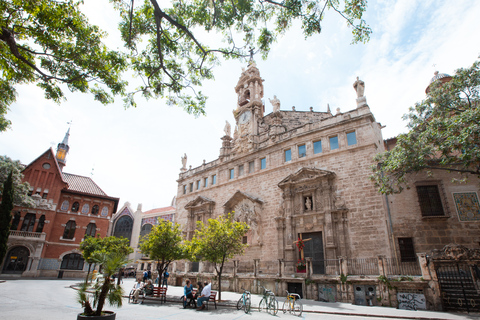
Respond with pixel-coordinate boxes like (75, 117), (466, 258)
(162, 268), (169, 288)
(196, 279), (211, 310)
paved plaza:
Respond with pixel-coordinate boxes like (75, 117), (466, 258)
(0, 278), (477, 320)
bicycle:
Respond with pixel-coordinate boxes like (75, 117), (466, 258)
(282, 290), (303, 316)
(258, 286), (278, 316)
(236, 288), (251, 313)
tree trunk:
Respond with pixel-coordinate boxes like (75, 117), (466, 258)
(95, 277), (110, 316)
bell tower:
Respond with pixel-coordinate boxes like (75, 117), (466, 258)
(232, 61), (264, 153)
(56, 127), (70, 171)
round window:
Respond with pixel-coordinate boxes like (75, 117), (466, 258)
(42, 163), (51, 169)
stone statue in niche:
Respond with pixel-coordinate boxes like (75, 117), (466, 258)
(334, 190), (347, 209)
(234, 199), (261, 245)
(305, 197), (312, 211)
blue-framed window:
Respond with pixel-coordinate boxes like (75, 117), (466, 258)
(212, 174), (217, 185)
(347, 131), (357, 146)
(298, 144), (306, 158)
(204, 177), (208, 188)
(285, 149), (292, 162)
(313, 140), (322, 154)
(260, 158), (266, 169)
(229, 168), (234, 180)
(330, 136), (339, 150)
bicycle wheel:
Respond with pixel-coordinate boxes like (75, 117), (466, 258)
(268, 297), (278, 316)
(244, 295), (251, 313)
(293, 299), (303, 317)
(282, 299), (288, 313)
(258, 298), (266, 312)
(236, 297), (243, 310)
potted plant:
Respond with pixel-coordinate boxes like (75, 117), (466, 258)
(77, 251), (128, 320)
(296, 258), (306, 273)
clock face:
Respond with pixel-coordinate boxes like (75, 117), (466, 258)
(239, 110), (251, 124)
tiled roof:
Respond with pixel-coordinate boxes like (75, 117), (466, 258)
(143, 206), (175, 215)
(62, 173), (107, 196)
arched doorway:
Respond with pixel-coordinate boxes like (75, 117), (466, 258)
(2, 246), (30, 274)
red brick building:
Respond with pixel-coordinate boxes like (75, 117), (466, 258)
(1, 129), (119, 278)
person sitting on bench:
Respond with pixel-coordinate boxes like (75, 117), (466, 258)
(183, 279), (194, 308)
(196, 279), (211, 311)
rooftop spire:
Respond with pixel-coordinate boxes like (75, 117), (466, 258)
(56, 125), (71, 171)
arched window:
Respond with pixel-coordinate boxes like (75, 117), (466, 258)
(71, 202), (80, 212)
(101, 206), (109, 216)
(85, 223), (97, 237)
(113, 216), (133, 244)
(35, 215), (46, 233)
(81, 204), (90, 214)
(20, 213), (36, 232)
(60, 200), (69, 211)
(63, 221), (76, 239)
(60, 253), (84, 270)
(91, 205), (99, 215)
(10, 212), (21, 230)
(2, 246), (30, 274)
(139, 224), (153, 240)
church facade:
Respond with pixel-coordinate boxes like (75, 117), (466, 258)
(172, 62), (480, 311)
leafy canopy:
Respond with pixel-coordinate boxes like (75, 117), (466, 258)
(0, 0), (128, 131)
(80, 235), (133, 265)
(139, 220), (186, 272)
(371, 60), (480, 194)
(0, 156), (33, 207)
(1, 0), (370, 130)
(188, 212), (249, 299)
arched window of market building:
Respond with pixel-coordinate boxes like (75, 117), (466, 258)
(113, 215), (133, 244)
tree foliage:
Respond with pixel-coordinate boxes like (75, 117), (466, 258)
(0, 0), (128, 131)
(0, 156), (33, 207)
(1, 0), (370, 131)
(188, 213), (249, 300)
(77, 251), (129, 316)
(79, 235), (133, 283)
(0, 171), (14, 264)
(372, 60), (480, 194)
(138, 220), (186, 277)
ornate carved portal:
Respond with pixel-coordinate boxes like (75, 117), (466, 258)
(184, 196), (215, 240)
(224, 191), (264, 247)
(278, 168), (349, 268)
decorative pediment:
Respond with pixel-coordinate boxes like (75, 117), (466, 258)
(223, 191), (264, 210)
(430, 244), (480, 261)
(278, 167), (335, 189)
(185, 196), (215, 210)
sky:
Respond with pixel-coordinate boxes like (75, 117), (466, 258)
(1, 0), (479, 211)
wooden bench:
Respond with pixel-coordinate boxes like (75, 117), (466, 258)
(204, 290), (217, 310)
(142, 286), (167, 304)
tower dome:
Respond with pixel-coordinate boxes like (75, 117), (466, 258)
(425, 71), (452, 94)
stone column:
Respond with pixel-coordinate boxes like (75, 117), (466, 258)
(377, 255), (386, 276)
(278, 259), (284, 277)
(306, 257), (313, 278)
(417, 253), (431, 280)
(254, 259), (259, 277)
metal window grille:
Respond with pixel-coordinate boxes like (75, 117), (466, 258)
(416, 185), (445, 216)
(398, 237), (416, 262)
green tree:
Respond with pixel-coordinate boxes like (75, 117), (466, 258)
(188, 213), (249, 300)
(0, 171), (14, 264)
(0, 0), (128, 131)
(77, 251), (129, 317)
(0, 156), (33, 207)
(139, 221), (185, 283)
(1, 0), (370, 131)
(79, 236), (133, 283)
(372, 60), (480, 194)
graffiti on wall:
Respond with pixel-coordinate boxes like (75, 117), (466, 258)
(318, 284), (336, 302)
(397, 293), (426, 310)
